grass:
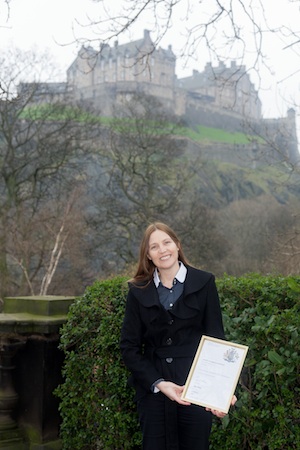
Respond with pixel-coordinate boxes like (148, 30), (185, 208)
(181, 125), (263, 145)
(20, 104), (265, 145)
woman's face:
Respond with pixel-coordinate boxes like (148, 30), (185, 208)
(147, 229), (179, 272)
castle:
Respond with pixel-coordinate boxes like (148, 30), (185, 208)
(18, 29), (299, 164)
(66, 29), (262, 120)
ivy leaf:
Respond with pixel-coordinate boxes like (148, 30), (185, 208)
(287, 278), (300, 293)
(268, 350), (283, 365)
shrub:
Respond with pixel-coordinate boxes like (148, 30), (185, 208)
(55, 276), (141, 449)
(211, 274), (300, 450)
(56, 274), (300, 449)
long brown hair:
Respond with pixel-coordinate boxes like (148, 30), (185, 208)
(130, 222), (189, 286)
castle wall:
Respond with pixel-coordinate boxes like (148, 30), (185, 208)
(177, 61), (262, 120)
(64, 31), (265, 126)
(184, 101), (248, 133)
(17, 31), (298, 165)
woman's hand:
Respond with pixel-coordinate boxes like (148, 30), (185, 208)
(156, 381), (191, 405)
(206, 395), (237, 418)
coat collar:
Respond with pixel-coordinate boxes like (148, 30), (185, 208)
(153, 262), (187, 287)
(130, 265), (212, 309)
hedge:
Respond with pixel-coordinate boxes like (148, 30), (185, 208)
(55, 274), (300, 449)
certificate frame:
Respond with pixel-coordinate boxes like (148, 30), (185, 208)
(181, 335), (248, 413)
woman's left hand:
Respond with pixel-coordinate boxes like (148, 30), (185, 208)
(206, 395), (237, 418)
(156, 381), (191, 405)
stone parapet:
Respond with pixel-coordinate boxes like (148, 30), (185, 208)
(0, 295), (76, 449)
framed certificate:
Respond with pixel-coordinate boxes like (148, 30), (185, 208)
(181, 335), (248, 413)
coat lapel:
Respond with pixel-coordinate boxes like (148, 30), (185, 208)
(129, 266), (213, 320)
(130, 281), (160, 307)
(172, 266), (212, 318)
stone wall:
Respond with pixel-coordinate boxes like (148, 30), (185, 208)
(0, 296), (75, 450)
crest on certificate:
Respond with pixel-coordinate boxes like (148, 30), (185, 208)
(223, 347), (239, 363)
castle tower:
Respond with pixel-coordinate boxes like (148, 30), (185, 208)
(66, 30), (177, 115)
(286, 108), (299, 163)
(176, 61), (262, 120)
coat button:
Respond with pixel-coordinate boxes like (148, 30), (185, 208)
(166, 358), (173, 363)
(166, 338), (172, 345)
(168, 319), (174, 325)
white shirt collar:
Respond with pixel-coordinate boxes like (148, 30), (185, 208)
(153, 262), (187, 288)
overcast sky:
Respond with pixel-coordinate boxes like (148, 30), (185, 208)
(1, 0), (300, 125)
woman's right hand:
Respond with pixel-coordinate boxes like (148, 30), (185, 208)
(156, 381), (191, 405)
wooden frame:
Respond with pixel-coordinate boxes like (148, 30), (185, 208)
(181, 335), (248, 413)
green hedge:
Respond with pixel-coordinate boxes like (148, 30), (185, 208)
(55, 274), (300, 449)
(211, 274), (299, 449)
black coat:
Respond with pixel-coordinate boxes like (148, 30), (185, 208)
(120, 265), (225, 401)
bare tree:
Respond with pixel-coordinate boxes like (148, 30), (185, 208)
(7, 190), (88, 296)
(71, 0), (300, 90)
(216, 195), (295, 275)
(89, 93), (200, 270)
(267, 199), (300, 275)
(38, 191), (79, 296)
(0, 47), (102, 298)
(0, 0), (11, 96)
(172, 197), (229, 276)
(87, 93), (230, 277)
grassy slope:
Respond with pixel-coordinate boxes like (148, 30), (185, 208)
(21, 105), (298, 204)
(20, 106), (261, 145)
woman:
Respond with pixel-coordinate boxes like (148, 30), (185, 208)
(120, 222), (236, 450)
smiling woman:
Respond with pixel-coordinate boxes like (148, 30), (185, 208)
(147, 229), (181, 284)
(120, 221), (237, 450)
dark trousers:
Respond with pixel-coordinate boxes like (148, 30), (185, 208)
(137, 392), (212, 450)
